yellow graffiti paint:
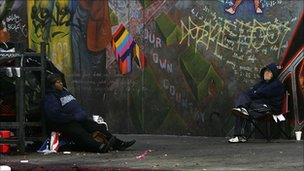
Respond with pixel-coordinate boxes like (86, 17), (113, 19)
(27, 0), (53, 51)
(28, 0), (73, 89)
(49, 0), (72, 78)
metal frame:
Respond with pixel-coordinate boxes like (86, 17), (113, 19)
(0, 42), (46, 153)
(278, 47), (304, 131)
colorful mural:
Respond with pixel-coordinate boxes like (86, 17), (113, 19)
(1, 0), (303, 136)
(27, 0), (73, 89)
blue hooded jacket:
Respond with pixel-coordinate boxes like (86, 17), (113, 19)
(246, 63), (285, 112)
(43, 88), (88, 123)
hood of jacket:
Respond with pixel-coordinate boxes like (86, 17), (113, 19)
(259, 63), (281, 81)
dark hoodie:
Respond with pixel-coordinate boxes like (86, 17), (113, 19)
(246, 63), (285, 112)
(43, 88), (88, 124)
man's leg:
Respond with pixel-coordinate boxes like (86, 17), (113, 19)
(228, 115), (247, 142)
(234, 91), (252, 108)
(254, 0), (263, 13)
(232, 0), (243, 10)
(248, 109), (268, 120)
(81, 119), (112, 140)
(225, 0), (243, 14)
(81, 119), (136, 150)
(231, 91), (253, 117)
(248, 100), (270, 119)
(234, 116), (246, 136)
(59, 122), (108, 152)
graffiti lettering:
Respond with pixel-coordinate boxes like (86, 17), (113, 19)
(163, 79), (194, 111)
(179, 6), (297, 83)
(152, 53), (173, 73)
(145, 29), (162, 48)
(5, 14), (27, 36)
(163, 79), (176, 96)
(261, 0), (283, 8)
(180, 16), (291, 58)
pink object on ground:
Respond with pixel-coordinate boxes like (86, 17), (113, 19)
(136, 150), (152, 160)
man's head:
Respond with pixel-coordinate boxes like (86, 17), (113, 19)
(263, 69), (273, 81)
(260, 63), (281, 82)
(47, 74), (64, 91)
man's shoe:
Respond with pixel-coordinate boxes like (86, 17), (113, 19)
(100, 136), (116, 153)
(228, 136), (247, 143)
(225, 7), (235, 14)
(99, 143), (109, 153)
(256, 8), (263, 14)
(115, 139), (136, 151)
(240, 108), (249, 115)
(231, 107), (249, 117)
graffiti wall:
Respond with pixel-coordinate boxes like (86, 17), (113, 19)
(1, 0), (303, 136)
(0, 0), (27, 47)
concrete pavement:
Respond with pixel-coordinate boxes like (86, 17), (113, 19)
(1, 134), (303, 170)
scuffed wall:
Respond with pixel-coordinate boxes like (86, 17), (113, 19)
(1, 0), (303, 136)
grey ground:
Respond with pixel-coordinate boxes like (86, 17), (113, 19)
(1, 134), (303, 170)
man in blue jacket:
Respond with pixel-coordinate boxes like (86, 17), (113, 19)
(228, 63), (285, 143)
(43, 74), (135, 152)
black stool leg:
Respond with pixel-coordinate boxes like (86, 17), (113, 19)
(266, 121), (271, 142)
(276, 122), (290, 139)
(250, 119), (268, 140)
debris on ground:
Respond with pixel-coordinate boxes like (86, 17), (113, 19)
(20, 160), (28, 163)
(135, 149), (152, 160)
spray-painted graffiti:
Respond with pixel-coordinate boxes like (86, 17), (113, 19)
(261, 0), (283, 8)
(0, 0), (14, 43)
(109, 0), (173, 36)
(145, 29), (162, 48)
(152, 53), (173, 74)
(27, 0), (53, 49)
(149, 48), (196, 112)
(5, 13), (26, 37)
(182, 8), (294, 57)
(49, 0), (72, 81)
(109, 0), (143, 33)
(27, 0), (73, 89)
(0, 0), (27, 43)
(162, 78), (195, 111)
(180, 6), (296, 83)
(0, 0), (301, 137)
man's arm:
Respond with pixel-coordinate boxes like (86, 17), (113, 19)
(246, 81), (262, 98)
(250, 81), (284, 99)
(43, 94), (74, 123)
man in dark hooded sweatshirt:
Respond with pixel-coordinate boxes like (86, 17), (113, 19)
(228, 63), (285, 143)
(43, 74), (136, 152)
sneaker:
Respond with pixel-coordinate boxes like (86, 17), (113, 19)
(228, 136), (247, 143)
(225, 7), (236, 15)
(240, 108), (249, 115)
(231, 107), (249, 117)
(111, 136), (136, 151)
(256, 8), (263, 14)
(100, 136), (116, 153)
(232, 107), (241, 112)
(116, 139), (136, 151)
